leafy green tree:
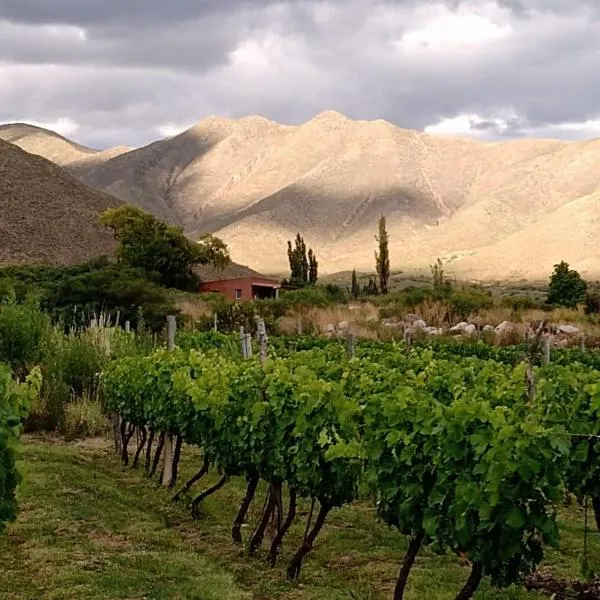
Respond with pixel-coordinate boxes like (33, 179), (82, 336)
(101, 205), (230, 290)
(547, 261), (587, 308)
(287, 234), (317, 286)
(350, 269), (359, 300)
(375, 216), (390, 295)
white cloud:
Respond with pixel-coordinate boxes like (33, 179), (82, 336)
(156, 123), (191, 138)
(394, 1), (513, 54)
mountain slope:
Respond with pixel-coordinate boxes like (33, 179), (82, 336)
(0, 139), (120, 265)
(3, 113), (600, 279)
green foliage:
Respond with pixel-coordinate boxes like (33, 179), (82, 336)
(363, 277), (379, 296)
(287, 234), (318, 286)
(584, 289), (600, 315)
(0, 259), (178, 332)
(101, 205), (230, 291)
(375, 216), (390, 295)
(448, 287), (494, 320)
(0, 364), (41, 532)
(547, 261), (587, 308)
(279, 287), (333, 311)
(430, 257), (452, 295)
(0, 297), (50, 379)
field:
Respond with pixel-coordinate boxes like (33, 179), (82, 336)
(1, 435), (598, 600)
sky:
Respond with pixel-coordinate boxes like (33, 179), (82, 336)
(1, 0), (600, 149)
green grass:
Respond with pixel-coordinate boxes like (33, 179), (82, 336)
(1, 436), (598, 599)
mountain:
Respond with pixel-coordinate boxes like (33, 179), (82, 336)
(0, 139), (120, 266)
(3, 113), (600, 279)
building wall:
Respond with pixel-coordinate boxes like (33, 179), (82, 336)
(199, 277), (279, 301)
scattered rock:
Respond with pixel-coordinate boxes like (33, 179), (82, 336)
(449, 322), (469, 333)
(557, 325), (579, 335)
(483, 324), (496, 333)
(464, 324), (477, 335)
(424, 327), (442, 336)
(495, 321), (513, 335)
(413, 319), (427, 330)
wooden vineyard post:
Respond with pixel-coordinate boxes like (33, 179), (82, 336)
(346, 333), (356, 359)
(213, 313), (218, 332)
(245, 333), (253, 358)
(581, 333), (586, 352)
(542, 333), (551, 365)
(125, 320), (131, 333)
(161, 316), (177, 487)
(258, 318), (268, 366)
(240, 326), (248, 359)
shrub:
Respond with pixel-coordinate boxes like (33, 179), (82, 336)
(62, 397), (108, 441)
(448, 288), (494, 320)
(584, 290), (600, 315)
(0, 297), (50, 378)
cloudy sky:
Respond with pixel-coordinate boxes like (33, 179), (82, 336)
(1, 0), (599, 148)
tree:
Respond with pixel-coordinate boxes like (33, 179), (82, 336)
(547, 261), (587, 308)
(308, 249), (318, 285)
(101, 205), (230, 291)
(364, 277), (379, 296)
(430, 257), (452, 297)
(350, 269), (360, 300)
(375, 216), (390, 295)
(287, 234), (317, 286)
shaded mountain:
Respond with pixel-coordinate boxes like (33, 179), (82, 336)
(4, 112), (600, 279)
(0, 139), (120, 266)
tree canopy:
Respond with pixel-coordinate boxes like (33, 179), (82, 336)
(547, 261), (587, 308)
(100, 205), (230, 291)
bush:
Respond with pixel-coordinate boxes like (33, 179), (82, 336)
(501, 295), (540, 311)
(279, 287), (334, 310)
(584, 290), (600, 315)
(62, 397), (108, 441)
(448, 288), (494, 320)
(0, 297), (50, 378)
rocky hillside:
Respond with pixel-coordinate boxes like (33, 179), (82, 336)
(0, 139), (120, 265)
(4, 113), (600, 279)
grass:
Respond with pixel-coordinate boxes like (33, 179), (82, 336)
(1, 437), (598, 600)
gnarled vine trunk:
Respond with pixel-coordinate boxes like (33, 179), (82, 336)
(232, 475), (259, 544)
(393, 532), (424, 600)
(287, 501), (331, 580)
(191, 475), (228, 519)
(172, 455), (210, 503)
(454, 562), (483, 600)
(592, 496), (600, 532)
(268, 486), (297, 566)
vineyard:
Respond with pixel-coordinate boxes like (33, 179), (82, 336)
(94, 329), (600, 600)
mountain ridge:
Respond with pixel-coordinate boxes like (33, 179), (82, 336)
(2, 112), (599, 279)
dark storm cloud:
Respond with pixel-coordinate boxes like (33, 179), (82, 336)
(1, 0), (599, 147)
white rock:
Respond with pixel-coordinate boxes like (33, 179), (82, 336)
(413, 319), (427, 329)
(449, 322), (469, 333)
(557, 325), (579, 335)
(326, 323), (335, 332)
(337, 321), (349, 330)
(483, 325), (496, 333)
(424, 326), (441, 335)
(495, 321), (512, 334)
(464, 324), (477, 335)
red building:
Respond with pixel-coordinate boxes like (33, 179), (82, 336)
(197, 264), (281, 301)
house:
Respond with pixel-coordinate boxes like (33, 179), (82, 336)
(197, 264), (281, 301)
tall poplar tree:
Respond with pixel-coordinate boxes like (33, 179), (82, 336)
(375, 216), (390, 295)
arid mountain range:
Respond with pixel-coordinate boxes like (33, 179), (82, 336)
(2, 114), (600, 280)
(0, 137), (119, 266)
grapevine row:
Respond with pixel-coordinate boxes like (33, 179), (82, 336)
(102, 341), (600, 600)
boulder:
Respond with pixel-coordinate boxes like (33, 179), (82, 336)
(424, 326), (442, 335)
(495, 321), (513, 335)
(337, 321), (349, 330)
(557, 325), (579, 335)
(449, 322), (469, 333)
(483, 324), (496, 333)
(413, 319), (427, 330)
(464, 324), (477, 335)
